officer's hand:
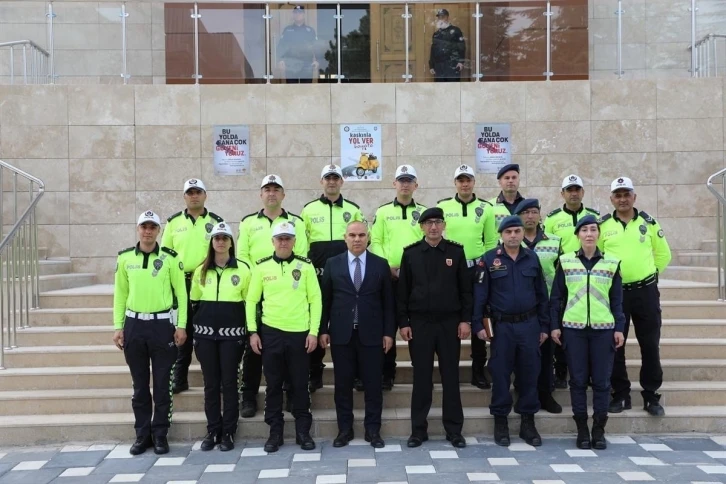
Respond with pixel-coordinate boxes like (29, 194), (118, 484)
(113, 330), (124, 350)
(383, 336), (394, 353)
(456, 63), (464, 71)
(305, 334), (318, 353)
(390, 267), (400, 280)
(614, 331), (625, 348)
(429, 68), (436, 75)
(551, 329), (562, 346)
(476, 329), (490, 341)
(539, 332), (548, 346)
(319, 334), (330, 349)
(250, 333), (262, 355)
(174, 328), (187, 347)
(458, 323), (471, 340)
(399, 327), (413, 341)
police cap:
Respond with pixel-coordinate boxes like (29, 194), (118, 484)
(514, 198), (540, 215)
(418, 207), (445, 224)
(574, 214), (599, 235)
(498, 215), (523, 233)
(436, 8), (449, 17)
(496, 163), (519, 179)
(210, 222), (233, 238)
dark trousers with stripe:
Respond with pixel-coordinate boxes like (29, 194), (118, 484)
(195, 337), (245, 435)
(261, 325), (312, 434)
(173, 276), (194, 384)
(123, 315), (178, 438)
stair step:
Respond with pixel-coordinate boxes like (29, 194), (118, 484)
(39, 284), (113, 308)
(657, 280), (719, 300)
(660, 300), (726, 319)
(28, 308), (113, 327)
(662, 266), (722, 284)
(38, 273), (97, 292)
(16, 326), (114, 346)
(0, 405), (724, 445)
(676, 251), (718, 267)
(661, 319), (726, 338)
(701, 239), (718, 252)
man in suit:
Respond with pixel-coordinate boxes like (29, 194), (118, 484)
(319, 221), (396, 449)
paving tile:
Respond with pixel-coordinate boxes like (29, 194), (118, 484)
(699, 465), (726, 474)
(59, 467), (96, 477)
(346, 466), (408, 482)
(10, 460), (47, 471)
(374, 445), (401, 453)
(639, 444), (672, 452)
(109, 474), (144, 483)
(61, 445), (89, 453)
(705, 452), (726, 459)
(92, 456), (157, 474)
(240, 447), (268, 457)
(87, 445), (116, 451)
(348, 458), (376, 467)
(508, 443), (537, 452)
(606, 436), (636, 445)
(153, 456), (186, 466)
(183, 451), (240, 465)
(142, 464), (205, 480)
(45, 451), (107, 468)
(407, 474), (471, 484)
(565, 449), (597, 457)
(433, 459), (494, 473)
(406, 465), (436, 474)
(0, 452), (57, 463)
(711, 437), (726, 447)
(375, 452), (433, 466)
(0, 469), (62, 484)
(55, 475), (118, 484)
(550, 464), (584, 473)
(629, 457), (668, 466)
(488, 457), (518, 466)
(196, 471), (257, 484)
(259, 468), (290, 478)
(429, 450), (458, 459)
(467, 473), (500, 481)
(293, 453), (322, 462)
(533, 481), (565, 484)
(617, 471), (655, 481)
(289, 460), (349, 477)
(315, 475), (347, 484)
(204, 464), (236, 473)
(105, 445), (135, 460)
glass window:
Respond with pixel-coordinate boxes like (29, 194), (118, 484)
(164, 3), (196, 83)
(339, 5), (372, 82)
(551, 0), (588, 79)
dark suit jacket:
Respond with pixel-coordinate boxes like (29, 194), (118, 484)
(320, 250), (396, 346)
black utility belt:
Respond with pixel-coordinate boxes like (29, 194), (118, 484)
(492, 308), (537, 323)
(623, 273), (657, 291)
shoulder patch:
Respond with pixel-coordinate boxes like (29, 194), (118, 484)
(236, 258), (251, 270)
(166, 211), (183, 222)
(256, 255), (273, 265)
(447, 239), (464, 248)
(161, 247), (178, 257)
(585, 207), (600, 216)
(293, 255), (313, 264)
(241, 211), (259, 223)
(303, 199), (319, 208)
(288, 212), (303, 221)
(639, 211), (656, 225)
(403, 240), (423, 251)
(118, 246), (135, 255)
(377, 201), (393, 210)
(208, 212), (223, 223)
(345, 199), (361, 209)
(437, 197), (453, 204)
(598, 213), (612, 224)
(546, 208), (562, 218)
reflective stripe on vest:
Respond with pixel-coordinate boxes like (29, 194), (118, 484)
(560, 254), (619, 330)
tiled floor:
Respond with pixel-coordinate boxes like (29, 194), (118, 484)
(0, 434), (725, 483)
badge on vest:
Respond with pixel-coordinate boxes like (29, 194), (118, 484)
(475, 205), (484, 223)
(446, 259), (453, 266)
(490, 258), (507, 272)
(343, 212), (351, 223)
(411, 210), (421, 227)
(231, 275), (240, 286)
(292, 263), (303, 289)
(152, 253), (168, 277)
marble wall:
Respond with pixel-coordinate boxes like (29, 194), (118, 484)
(0, 80), (723, 282)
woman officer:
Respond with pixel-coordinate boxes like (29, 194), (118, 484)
(190, 222), (251, 451)
(549, 215), (625, 450)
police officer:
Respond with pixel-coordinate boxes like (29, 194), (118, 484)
(246, 222), (322, 452)
(550, 215), (626, 450)
(487, 164), (525, 232)
(369, 164), (426, 390)
(237, 174), (308, 418)
(162, 179), (224, 394)
(398, 207), (471, 449)
(277, 5), (318, 83)
(437, 164), (495, 390)
(301, 164), (365, 391)
(599, 177), (672, 416)
(473, 216), (550, 447)
(543, 174), (599, 389)
(428, 9), (466, 82)
(113, 211), (187, 456)
(514, 199), (562, 414)
(191, 222), (251, 452)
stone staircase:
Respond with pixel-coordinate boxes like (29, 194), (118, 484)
(0, 248), (725, 446)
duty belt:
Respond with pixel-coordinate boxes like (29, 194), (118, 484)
(125, 309), (172, 321)
(492, 308), (537, 323)
(622, 273), (657, 291)
(466, 256), (485, 269)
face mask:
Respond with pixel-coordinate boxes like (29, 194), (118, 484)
(436, 20), (449, 29)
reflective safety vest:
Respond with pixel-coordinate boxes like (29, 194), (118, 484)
(560, 254), (620, 330)
(529, 234), (561, 295)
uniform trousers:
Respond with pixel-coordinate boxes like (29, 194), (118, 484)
(173, 276), (194, 384)
(195, 337), (245, 435)
(331, 329), (383, 433)
(382, 279), (398, 380)
(489, 318), (541, 416)
(610, 283), (663, 403)
(123, 315), (178, 438)
(261, 325), (313, 434)
(563, 327), (615, 416)
(554, 343), (568, 378)
(309, 275), (327, 382)
(468, 267), (488, 369)
(408, 316), (463, 437)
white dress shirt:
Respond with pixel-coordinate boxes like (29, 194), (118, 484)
(347, 250), (367, 285)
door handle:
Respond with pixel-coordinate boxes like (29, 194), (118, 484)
(376, 39), (380, 72)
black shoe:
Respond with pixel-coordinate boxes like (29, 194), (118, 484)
(309, 377), (323, 393)
(365, 431), (385, 448)
(240, 400), (257, 419)
(219, 433), (235, 452)
(554, 372), (568, 389)
(539, 391), (563, 414)
(446, 433), (467, 448)
(407, 434), (428, 448)
(264, 433), (283, 453)
(519, 414), (542, 447)
(493, 416), (510, 447)
(172, 381), (189, 394)
(382, 377), (394, 391)
(354, 378), (364, 392)
(591, 414), (608, 449)
(470, 363), (491, 389)
(200, 432), (219, 451)
(608, 396), (632, 413)
(333, 430), (354, 448)
(644, 400), (665, 416)
(296, 432), (316, 451)
(573, 415), (591, 450)
(129, 435), (153, 456)
(152, 435), (170, 455)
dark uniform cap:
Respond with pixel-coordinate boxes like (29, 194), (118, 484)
(496, 163), (520, 179)
(498, 215), (523, 233)
(436, 8), (449, 17)
(574, 214), (599, 235)
(418, 207), (445, 224)
(514, 198), (540, 215)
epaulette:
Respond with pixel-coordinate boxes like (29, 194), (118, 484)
(585, 207), (600, 215)
(437, 197), (453, 204)
(118, 246), (135, 255)
(345, 199), (361, 209)
(293, 255), (313, 264)
(288, 212), (303, 221)
(546, 208), (562, 218)
(161, 247), (178, 257)
(377, 201), (394, 209)
(598, 214), (612, 224)
(166, 211), (183, 222)
(236, 258), (250, 270)
(403, 240), (423, 251)
(639, 211), (656, 225)
(256, 255), (273, 265)
(447, 239), (464, 248)
(208, 212), (223, 223)
(303, 199), (318, 207)
(241, 211), (258, 222)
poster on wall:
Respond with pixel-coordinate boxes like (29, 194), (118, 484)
(475, 123), (511, 174)
(213, 125), (250, 176)
(340, 124), (382, 181)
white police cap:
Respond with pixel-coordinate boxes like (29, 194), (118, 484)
(320, 163), (343, 179)
(210, 222), (233, 238)
(183, 178), (206, 193)
(260, 174), (284, 189)
(611, 176), (635, 192)
(137, 210), (161, 226)
(454, 164), (475, 179)
(272, 222), (296, 238)
(395, 164), (417, 180)
(562, 174), (584, 190)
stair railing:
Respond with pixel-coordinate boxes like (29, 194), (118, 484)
(0, 40), (52, 85)
(707, 168), (726, 301)
(0, 161), (45, 369)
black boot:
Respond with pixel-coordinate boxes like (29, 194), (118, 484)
(200, 432), (220, 451)
(591, 414), (608, 450)
(519, 414), (542, 447)
(608, 395), (631, 413)
(573, 415), (591, 449)
(172, 367), (189, 394)
(554, 370), (568, 389)
(493, 416), (510, 447)
(240, 400), (257, 419)
(539, 391), (562, 414)
(219, 433), (235, 452)
(264, 433), (283, 453)
(643, 392), (665, 416)
(470, 362), (491, 389)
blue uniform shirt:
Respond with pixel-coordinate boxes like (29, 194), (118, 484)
(472, 244), (550, 335)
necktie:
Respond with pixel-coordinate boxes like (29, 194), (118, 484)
(353, 257), (362, 323)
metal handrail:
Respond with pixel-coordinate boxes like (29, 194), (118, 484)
(689, 34), (726, 77)
(706, 168), (726, 301)
(0, 160), (45, 369)
(0, 40), (51, 85)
